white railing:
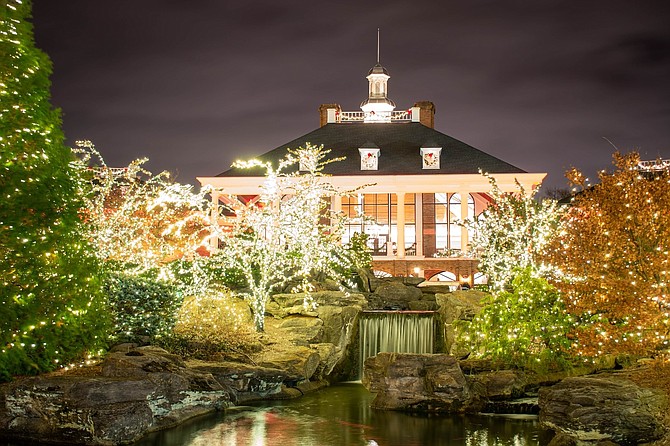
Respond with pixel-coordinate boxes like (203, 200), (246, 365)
(638, 159), (670, 171)
(335, 109), (414, 123)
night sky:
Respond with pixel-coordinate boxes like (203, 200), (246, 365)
(31, 1), (670, 191)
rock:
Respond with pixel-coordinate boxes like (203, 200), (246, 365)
(255, 345), (321, 381)
(0, 347), (232, 445)
(310, 342), (340, 379)
(362, 353), (478, 413)
(539, 376), (668, 445)
(547, 432), (579, 446)
(266, 293), (318, 318)
(436, 291), (485, 355)
(373, 281), (423, 309)
(408, 300), (439, 311)
(277, 316), (324, 345)
(186, 359), (296, 403)
(467, 369), (526, 401)
(417, 284), (455, 295)
(357, 268), (375, 292)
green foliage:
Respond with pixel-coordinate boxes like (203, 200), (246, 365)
(458, 268), (574, 370)
(344, 231), (373, 270)
(168, 253), (247, 294)
(0, 0), (109, 380)
(104, 271), (183, 343)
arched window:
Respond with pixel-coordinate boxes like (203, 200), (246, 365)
(428, 271), (457, 282)
(473, 272), (487, 285)
(373, 270), (392, 278)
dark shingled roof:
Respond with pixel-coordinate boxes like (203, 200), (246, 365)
(218, 122), (525, 177)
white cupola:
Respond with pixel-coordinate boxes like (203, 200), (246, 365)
(360, 29), (396, 122)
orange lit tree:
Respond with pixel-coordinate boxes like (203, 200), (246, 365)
(73, 141), (214, 275)
(544, 152), (670, 357)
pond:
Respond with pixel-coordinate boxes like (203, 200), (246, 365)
(134, 383), (554, 446)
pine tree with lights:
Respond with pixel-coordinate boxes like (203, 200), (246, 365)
(459, 267), (574, 369)
(0, 0), (109, 379)
(544, 152), (670, 358)
(219, 144), (367, 331)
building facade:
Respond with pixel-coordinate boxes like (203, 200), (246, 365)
(198, 61), (546, 286)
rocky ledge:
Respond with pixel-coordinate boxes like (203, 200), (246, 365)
(539, 375), (668, 446)
(363, 352), (670, 446)
(0, 346), (325, 445)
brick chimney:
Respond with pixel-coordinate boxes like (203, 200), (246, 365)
(319, 104), (342, 127)
(413, 101), (436, 128)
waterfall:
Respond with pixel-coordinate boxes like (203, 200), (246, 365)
(359, 311), (435, 378)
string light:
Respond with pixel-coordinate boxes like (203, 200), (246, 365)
(544, 152), (670, 357)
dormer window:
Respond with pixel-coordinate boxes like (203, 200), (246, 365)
(421, 147), (442, 169)
(359, 148), (380, 170)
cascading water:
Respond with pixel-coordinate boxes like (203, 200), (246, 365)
(359, 311), (435, 377)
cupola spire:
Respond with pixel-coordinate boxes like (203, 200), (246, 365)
(360, 28), (396, 122)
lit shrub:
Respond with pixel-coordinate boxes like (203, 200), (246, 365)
(457, 267), (574, 371)
(104, 271), (182, 343)
(159, 291), (258, 359)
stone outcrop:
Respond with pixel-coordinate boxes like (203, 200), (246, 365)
(466, 369), (527, 401)
(0, 346), (320, 445)
(362, 352), (481, 413)
(436, 291), (485, 355)
(0, 346), (232, 445)
(262, 290), (366, 381)
(370, 280), (423, 310)
(539, 376), (668, 445)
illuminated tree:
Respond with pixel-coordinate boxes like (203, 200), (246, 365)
(544, 152), (670, 357)
(73, 141), (215, 276)
(72, 142), (227, 341)
(0, 1), (108, 379)
(466, 174), (562, 291)
(459, 267), (574, 368)
(459, 176), (569, 366)
(218, 144), (367, 331)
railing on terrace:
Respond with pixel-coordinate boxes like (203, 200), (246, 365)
(336, 109), (413, 123)
(638, 159), (670, 172)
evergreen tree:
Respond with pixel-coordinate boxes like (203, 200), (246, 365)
(0, 0), (109, 380)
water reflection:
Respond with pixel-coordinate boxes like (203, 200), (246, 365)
(135, 383), (553, 446)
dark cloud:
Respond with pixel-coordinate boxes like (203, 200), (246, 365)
(32, 0), (670, 190)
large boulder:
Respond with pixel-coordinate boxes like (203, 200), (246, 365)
(372, 281), (423, 310)
(255, 345), (321, 381)
(539, 376), (668, 445)
(362, 353), (479, 413)
(185, 359), (298, 403)
(466, 369), (527, 401)
(261, 291), (366, 382)
(436, 291), (485, 355)
(0, 347), (232, 445)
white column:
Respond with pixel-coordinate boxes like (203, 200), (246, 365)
(396, 192), (406, 258)
(415, 193), (423, 257)
(460, 191), (469, 252)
